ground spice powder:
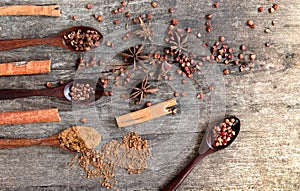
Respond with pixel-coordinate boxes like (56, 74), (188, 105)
(68, 132), (150, 189)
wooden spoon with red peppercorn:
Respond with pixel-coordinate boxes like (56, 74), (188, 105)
(0, 26), (103, 52)
(163, 116), (240, 191)
(0, 79), (104, 103)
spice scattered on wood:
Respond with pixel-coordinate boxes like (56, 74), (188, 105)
(151, 1), (158, 8)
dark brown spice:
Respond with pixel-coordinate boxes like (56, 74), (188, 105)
(238, 53), (244, 59)
(240, 44), (246, 51)
(146, 14), (152, 20)
(97, 15), (104, 22)
(213, 2), (219, 8)
(171, 19), (179, 25)
(151, 1), (158, 8)
(168, 7), (174, 13)
(223, 69), (230, 75)
(265, 42), (270, 47)
(273, 4), (279, 10)
(197, 93), (203, 99)
(219, 36), (225, 42)
(86, 4), (92, 9)
(269, 7), (275, 13)
(249, 54), (256, 60)
(113, 19), (120, 25)
(174, 92), (179, 97)
(125, 12), (131, 18)
(45, 82), (52, 88)
(206, 14), (212, 20)
(258, 7), (264, 12)
(72, 15), (77, 20)
(144, 101), (151, 107)
(185, 27), (192, 33)
(271, 21), (276, 26)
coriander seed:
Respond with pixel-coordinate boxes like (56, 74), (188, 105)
(258, 7), (264, 12)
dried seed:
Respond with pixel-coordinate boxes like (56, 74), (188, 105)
(108, 91), (113, 96)
(271, 20), (276, 26)
(174, 92), (179, 97)
(213, 2), (219, 8)
(264, 28), (271, 33)
(197, 93), (203, 99)
(258, 7), (264, 12)
(72, 15), (77, 20)
(223, 69), (230, 75)
(171, 19), (179, 25)
(97, 15), (104, 22)
(86, 4), (92, 9)
(247, 20), (254, 26)
(45, 82), (52, 88)
(168, 7), (175, 13)
(273, 4), (279, 10)
(240, 44), (246, 51)
(249, 54), (256, 60)
(113, 19), (120, 25)
(265, 42), (270, 47)
(206, 14), (212, 20)
(238, 53), (244, 59)
(151, 1), (158, 8)
(181, 91), (187, 97)
(196, 32), (202, 38)
(269, 7), (275, 13)
(219, 36), (225, 42)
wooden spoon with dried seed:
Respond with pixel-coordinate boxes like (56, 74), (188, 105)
(0, 26), (103, 52)
(0, 126), (101, 152)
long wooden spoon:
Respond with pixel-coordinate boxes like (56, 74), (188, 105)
(0, 26), (103, 52)
(163, 116), (240, 191)
(0, 79), (104, 103)
(0, 126), (101, 152)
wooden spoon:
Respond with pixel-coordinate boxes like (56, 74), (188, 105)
(0, 26), (103, 52)
(0, 79), (104, 103)
(163, 116), (240, 191)
(0, 126), (101, 152)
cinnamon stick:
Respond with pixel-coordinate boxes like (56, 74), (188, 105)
(116, 98), (177, 128)
(0, 60), (51, 76)
(0, 108), (61, 125)
(0, 5), (61, 17)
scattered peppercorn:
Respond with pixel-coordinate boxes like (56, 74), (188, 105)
(86, 4), (92, 9)
(151, 1), (158, 8)
(72, 15), (77, 20)
(196, 93), (203, 99)
(168, 7), (174, 13)
(185, 27), (192, 33)
(265, 42), (270, 47)
(144, 101), (152, 107)
(171, 19), (179, 25)
(240, 44), (246, 51)
(45, 82), (52, 88)
(269, 7), (275, 13)
(213, 2), (219, 8)
(273, 4), (279, 11)
(113, 19), (120, 25)
(271, 20), (276, 26)
(97, 15), (104, 22)
(249, 54), (256, 60)
(258, 7), (264, 12)
(206, 14), (212, 20)
(219, 36), (225, 42)
(223, 69), (230, 75)
(264, 28), (271, 33)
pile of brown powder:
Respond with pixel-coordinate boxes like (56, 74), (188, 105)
(58, 126), (101, 152)
(68, 132), (150, 189)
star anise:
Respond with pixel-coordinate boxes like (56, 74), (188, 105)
(133, 17), (155, 42)
(169, 32), (188, 55)
(119, 44), (150, 71)
(129, 74), (159, 103)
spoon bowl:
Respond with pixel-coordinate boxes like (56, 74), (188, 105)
(163, 116), (240, 191)
(0, 26), (103, 52)
(0, 79), (104, 103)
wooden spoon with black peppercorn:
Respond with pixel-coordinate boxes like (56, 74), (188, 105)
(0, 26), (103, 52)
(163, 116), (240, 191)
(0, 79), (104, 103)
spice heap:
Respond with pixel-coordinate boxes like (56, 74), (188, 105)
(211, 117), (237, 148)
(58, 126), (101, 152)
(63, 29), (101, 51)
(101, 132), (150, 174)
(68, 132), (150, 189)
(69, 82), (95, 101)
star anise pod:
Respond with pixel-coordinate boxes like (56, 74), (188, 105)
(119, 44), (150, 71)
(129, 74), (159, 103)
(169, 32), (188, 55)
(133, 17), (155, 42)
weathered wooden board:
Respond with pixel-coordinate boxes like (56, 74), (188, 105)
(0, 0), (299, 190)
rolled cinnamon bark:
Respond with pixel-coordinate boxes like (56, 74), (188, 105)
(0, 108), (61, 125)
(0, 60), (51, 76)
(0, 5), (62, 17)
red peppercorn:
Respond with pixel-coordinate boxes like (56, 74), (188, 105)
(171, 19), (179, 25)
(258, 7), (264, 12)
(113, 19), (120, 25)
(273, 4), (279, 10)
(86, 3), (92, 9)
(219, 36), (225, 42)
(240, 44), (246, 51)
(213, 2), (219, 8)
(223, 69), (230, 75)
(168, 7), (174, 13)
(206, 14), (212, 20)
(151, 1), (158, 8)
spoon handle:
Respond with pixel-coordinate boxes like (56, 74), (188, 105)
(0, 87), (64, 100)
(0, 135), (59, 149)
(0, 37), (58, 51)
(162, 149), (214, 191)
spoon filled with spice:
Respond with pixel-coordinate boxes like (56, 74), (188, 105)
(0, 26), (103, 52)
(163, 116), (240, 191)
(0, 79), (104, 103)
(0, 126), (101, 152)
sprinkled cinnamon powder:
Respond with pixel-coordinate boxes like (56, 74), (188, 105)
(67, 131), (150, 189)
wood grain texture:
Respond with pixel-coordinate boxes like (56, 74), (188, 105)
(0, 0), (299, 190)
